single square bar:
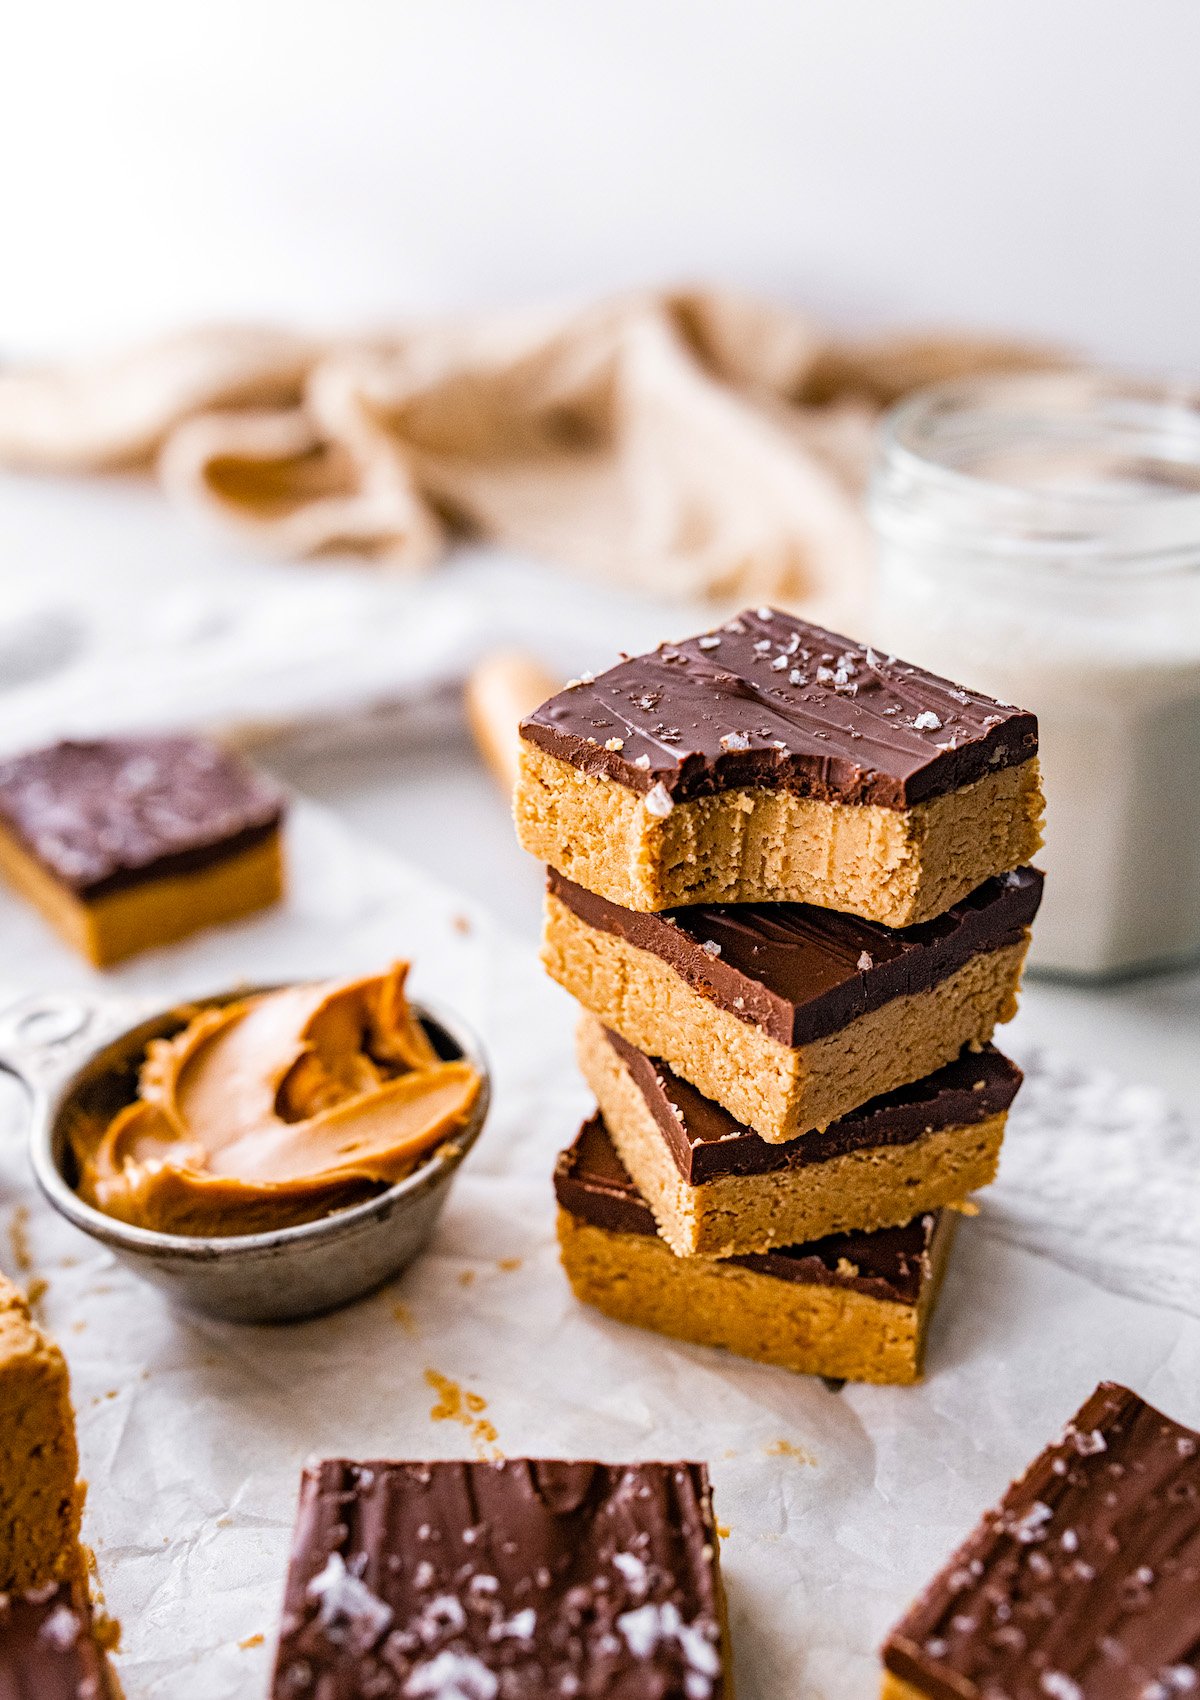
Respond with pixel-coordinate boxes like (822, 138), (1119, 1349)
(0, 735), (287, 966)
(556, 1115), (956, 1385)
(882, 1381), (1200, 1700)
(544, 866), (1041, 1142)
(0, 1579), (117, 1699)
(578, 1016), (1020, 1256)
(0, 1277), (83, 1596)
(516, 609), (1043, 926)
(272, 1455), (732, 1700)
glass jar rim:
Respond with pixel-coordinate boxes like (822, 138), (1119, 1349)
(872, 372), (1200, 574)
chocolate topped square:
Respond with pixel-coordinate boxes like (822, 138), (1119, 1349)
(272, 1456), (731, 1700)
(0, 735), (287, 964)
(516, 609), (1043, 925)
(0, 736), (284, 897)
(882, 1382), (1200, 1700)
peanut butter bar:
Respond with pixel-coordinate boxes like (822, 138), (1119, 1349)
(517, 610), (1043, 926)
(578, 1016), (1020, 1256)
(544, 866), (1041, 1142)
(0, 735), (286, 966)
(882, 1381), (1200, 1700)
(272, 1456), (732, 1699)
(557, 1115), (955, 1386)
(0, 1277), (83, 1596)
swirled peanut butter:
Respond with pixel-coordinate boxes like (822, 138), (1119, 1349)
(70, 965), (481, 1236)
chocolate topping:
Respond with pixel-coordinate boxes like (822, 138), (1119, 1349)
(557, 1115), (946, 1305)
(272, 1455), (729, 1700)
(884, 1382), (1200, 1700)
(0, 736), (286, 898)
(0, 1580), (112, 1700)
(549, 867), (1043, 1047)
(521, 609), (1037, 808)
(601, 1027), (1023, 1183)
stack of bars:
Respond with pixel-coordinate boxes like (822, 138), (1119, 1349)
(515, 609), (1045, 1386)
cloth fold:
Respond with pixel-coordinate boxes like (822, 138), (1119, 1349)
(0, 292), (1058, 613)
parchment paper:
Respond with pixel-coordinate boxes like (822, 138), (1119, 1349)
(1, 801), (1197, 1700)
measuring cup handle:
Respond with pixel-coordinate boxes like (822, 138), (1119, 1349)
(0, 988), (140, 1092)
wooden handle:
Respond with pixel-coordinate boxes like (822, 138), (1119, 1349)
(464, 651), (559, 792)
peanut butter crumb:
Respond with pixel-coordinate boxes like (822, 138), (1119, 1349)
(9, 1205), (32, 1273)
(392, 1301), (418, 1335)
(239, 1633), (265, 1650)
(716, 1521), (731, 1539)
(424, 1368), (500, 1458)
(458, 1269), (476, 1288)
(766, 1439), (817, 1465)
(497, 1257), (522, 1273)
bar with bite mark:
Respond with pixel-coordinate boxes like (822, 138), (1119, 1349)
(516, 610), (1042, 927)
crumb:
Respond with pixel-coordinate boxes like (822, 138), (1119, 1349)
(716, 1522), (731, 1540)
(424, 1368), (500, 1459)
(766, 1440), (817, 1466)
(25, 1276), (47, 1307)
(9, 1204), (32, 1273)
(71, 1320), (87, 1334)
(392, 1301), (419, 1335)
(216, 1515), (233, 1528)
(497, 1257), (522, 1273)
(458, 1269), (476, 1288)
(452, 914), (472, 935)
(239, 1633), (265, 1650)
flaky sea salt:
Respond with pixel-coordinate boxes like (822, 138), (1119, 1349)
(719, 731), (750, 751)
(645, 783), (674, 818)
(697, 635), (721, 651)
(701, 940), (722, 958)
(912, 710), (942, 731)
(403, 1650), (500, 1700)
(307, 1552), (393, 1645)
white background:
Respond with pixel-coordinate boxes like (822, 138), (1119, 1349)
(4, 0), (1200, 369)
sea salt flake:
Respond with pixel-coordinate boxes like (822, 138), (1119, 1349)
(38, 1605), (80, 1649)
(611, 1552), (648, 1594)
(604, 737), (624, 751)
(1059, 1528), (1079, 1552)
(1072, 1427), (1108, 1456)
(912, 711), (942, 731)
(403, 1650), (500, 1700)
(753, 639), (773, 654)
(697, 635), (721, 651)
(1010, 1500), (1053, 1542)
(789, 670), (804, 686)
(770, 654), (790, 671)
(1041, 1673), (1082, 1700)
(719, 732), (751, 751)
(701, 940), (722, 958)
(307, 1553), (393, 1646)
(645, 783), (674, 818)
(757, 607), (773, 620)
(633, 754), (652, 770)
(857, 952), (873, 971)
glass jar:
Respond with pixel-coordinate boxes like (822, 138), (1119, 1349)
(869, 373), (1200, 979)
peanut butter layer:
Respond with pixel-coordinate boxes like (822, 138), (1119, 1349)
(578, 1017), (1014, 1255)
(516, 608), (1042, 922)
(0, 735), (286, 965)
(70, 964), (481, 1236)
(543, 888), (1032, 1142)
(0, 1278), (83, 1595)
(517, 743), (1043, 925)
(555, 1117), (955, 1385)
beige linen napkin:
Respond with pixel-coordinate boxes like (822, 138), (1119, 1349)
(0, 292), (1057, 617)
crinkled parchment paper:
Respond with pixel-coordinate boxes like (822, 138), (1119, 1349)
(0, 801), (1197, 1700)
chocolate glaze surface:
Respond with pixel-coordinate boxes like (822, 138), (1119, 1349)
(521, 608), (1037, 808)
(0, 1580), (112, 1700)
(272, 1455), (728, 1700)
(0, 737), (286, 897)
(550, 867), (1043, 1047)
(601, 1027), (1023, 1183)
(884, 1382), (1200, 1700)
(557, 1115), (945, 1305)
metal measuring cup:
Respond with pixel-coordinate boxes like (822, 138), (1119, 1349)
(0, 982), (490, 1324)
